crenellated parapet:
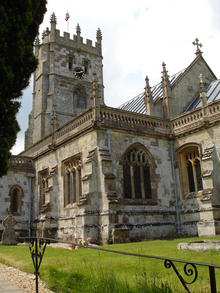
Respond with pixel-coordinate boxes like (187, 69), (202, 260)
(38, 13), (102, 57)
(9, 156), (35, 173)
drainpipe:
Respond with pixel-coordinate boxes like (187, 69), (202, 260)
(170, 140), (181, 235)
(27, 173), (34, 237)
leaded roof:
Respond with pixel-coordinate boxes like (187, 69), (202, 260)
(119, 69), (185, 114)
(185, 79), (220, 112)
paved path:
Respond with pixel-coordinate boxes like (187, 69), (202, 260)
(0, 275), (26, 293)
(0, 262), (53, 293)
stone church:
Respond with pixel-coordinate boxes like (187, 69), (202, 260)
(0, 13), (220, 244)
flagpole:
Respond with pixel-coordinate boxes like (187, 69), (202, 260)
(65, 11), (70, 32)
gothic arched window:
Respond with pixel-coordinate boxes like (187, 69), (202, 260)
(62, 155), (82, 206)
(179, 145), (203, 196)
(73, 88), (86, 109)
(9, 185), (23, 215)
(122, 145), (154, 200)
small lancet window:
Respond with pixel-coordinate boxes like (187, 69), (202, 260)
(68, 56), (73, 70)
(68, 55), (76, 70)
(83, 59), (90, 75)
(10, 189), (18, 213)
(9, 185), (23, 215)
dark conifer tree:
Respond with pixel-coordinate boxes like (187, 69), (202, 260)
(0, 0), (47, 176)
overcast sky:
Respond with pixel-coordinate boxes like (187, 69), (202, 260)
(12, 0), (220, 154)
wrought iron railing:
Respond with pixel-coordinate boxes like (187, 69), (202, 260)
(17, 237), (220, 293)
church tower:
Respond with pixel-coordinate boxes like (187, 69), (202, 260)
(25, 13), (104, 148)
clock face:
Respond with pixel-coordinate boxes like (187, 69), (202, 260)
(74, 67), (85, 79)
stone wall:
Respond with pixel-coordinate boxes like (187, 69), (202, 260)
(0, 160), (34, 238)
(32, 129), (102, 242)
(96, 128), (177, 242)
(24, 116), (178, 244)
(174, 123), (220, 236)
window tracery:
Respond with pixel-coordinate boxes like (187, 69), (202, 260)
(122, 145), (153, 200)
(63, 156), (82, 206)
(179, 145), (203, 196)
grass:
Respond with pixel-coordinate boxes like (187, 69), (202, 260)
(0, 235), (220, 292)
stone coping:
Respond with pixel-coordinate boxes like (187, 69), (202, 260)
(177, 240), (220, 251)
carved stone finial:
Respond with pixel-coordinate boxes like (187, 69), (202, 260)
(50, 12), (57, 24)
(199, 74), (208, 109)
(144, 75), (153, 116)
(76, 23), (81, 37)
(96, 28), (102, 41)
(193, 38), (203, 55)
(91, 72), (100, 122)
(161, 62), (171, 119)
(145, 75), (150, 96)
(199, 74), (205, 93)
(162, 62), (170, 87)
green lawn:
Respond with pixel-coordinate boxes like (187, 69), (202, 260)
(0, 236), (220, 293)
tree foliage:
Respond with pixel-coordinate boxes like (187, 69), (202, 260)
(0, 0), (47, 176)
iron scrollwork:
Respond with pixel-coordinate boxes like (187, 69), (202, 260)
(164, 259), (198, 292)
(28, 238), (50, 293)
